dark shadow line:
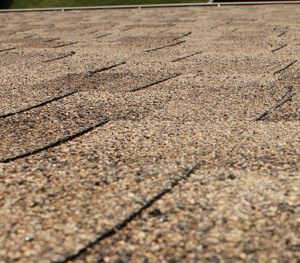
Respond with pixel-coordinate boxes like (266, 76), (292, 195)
(23, 33), (36, 39)
(42, 51), (76, 63)
(277, 30), (288, 37)
(95, 33), (111, 39)
(9, 28), (31, 35)
(0, 47), (16, 53)
(255, 86), (294, 121)
(0, 117), (109, 163)
(0, 90), (77, 119)
(171, 51), (202, 62)
(172, 31), (192, 41)
(88, 30), (98, 34)
(159, 23), (176, 33)
(130, 73), (181, 92)
(53, 164), (199, 263)
(211, 19), (232, 29)
(273, 60), (297, 75)
(52, 42), (79, 48)
(86, 60), (126, 76)
(144, 40), (185, 53)
(271, 44), (287, 53)
(44, 38), (60, 43)
(121, 26), (135, 32)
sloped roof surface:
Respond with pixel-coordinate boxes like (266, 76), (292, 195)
(0, 5), (300, 262)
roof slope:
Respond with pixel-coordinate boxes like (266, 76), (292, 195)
(0, 5), (300, 262)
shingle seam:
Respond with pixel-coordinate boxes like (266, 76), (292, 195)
(42, 51), (76, 63)
(0, 47), (16, 53)
(210, 19), (232, 29)
(271, 44), (287, 53)
(172, 31), (192, 41)
(129, 73), (181, 92)
(52, 42), (79, 49)
(159, 24), (176, 33)
(23, 33), (36, 39)
(86, 60), (126, 76)
(44, 38), (60, 43)
(273, 60), (297, 75)
(171, 51), (202, 62)
(0, 117), (109, 163)
(144, 40), (185, 53)
(0, 59), (125, 120)
(53, 164), (199, 263)
(0, 90), (77, 119)
(95, 33), (111, 39)
(254, 86), (294, 121)
(277, 30), (288, 37)
(8, 28), (31, 35)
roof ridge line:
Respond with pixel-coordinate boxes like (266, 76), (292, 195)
(2, 1), (300, 13)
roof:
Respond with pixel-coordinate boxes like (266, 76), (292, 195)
(0, 4), (300, 262)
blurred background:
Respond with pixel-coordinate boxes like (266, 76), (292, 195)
(0, 0), (210, 9)
(1, 0), (293, 9)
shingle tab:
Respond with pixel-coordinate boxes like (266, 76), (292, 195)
(0, 5), (300, 262)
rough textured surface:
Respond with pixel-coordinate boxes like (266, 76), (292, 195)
(0, 5), (300, 263)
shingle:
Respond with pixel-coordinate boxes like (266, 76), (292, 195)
(0, 4), (300, 262)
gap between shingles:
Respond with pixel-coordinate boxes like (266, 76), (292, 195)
(42, 51), (75, 63)
(54, 164), (199, 263)
(0, 47), (16, 53)
(44, 38), (60, 43)
(273, 60), (297, 75)
(277, 30), (288, 37)
(0, 59), (126, 163)
(130, 73), (181, 92)
(144, 40), (185, 53)
(86, 60), (126, 76)
(210, 19), (232, 29)
(0, 117), (109, 163)
(23, 33), (36, 40)
(95, 33), (111, 39)
(171, 51), (202, 63)
(0, 90), (77, 119)
(52, 41), (79, 49)
(271, 44), (287, 53)
(254, 86), (295, 121)
(1, 59), (125, 119)
(172, 31), (192, 41)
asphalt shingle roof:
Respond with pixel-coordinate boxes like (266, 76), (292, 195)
(0, 4), (300, 262)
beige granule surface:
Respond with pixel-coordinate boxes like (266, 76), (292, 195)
(0, 4), (300, 263)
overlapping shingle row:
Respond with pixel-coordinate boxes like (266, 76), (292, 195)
(0, 4), (300, 262)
